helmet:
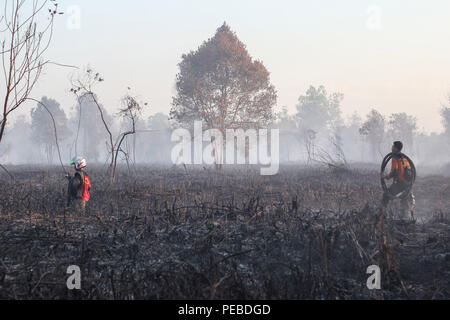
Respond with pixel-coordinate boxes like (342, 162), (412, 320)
(70, 156), (87, 169)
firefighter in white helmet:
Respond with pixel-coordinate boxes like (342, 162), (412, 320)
(66, 157), (91, 214)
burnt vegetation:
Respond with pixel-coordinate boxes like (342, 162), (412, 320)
(0, 4), (449, 301)
(0, 165), (448, 299)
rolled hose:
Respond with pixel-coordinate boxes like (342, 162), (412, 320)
(381, 152), (416, 200)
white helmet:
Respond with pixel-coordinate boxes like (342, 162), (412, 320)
(70, 156), (87, 169)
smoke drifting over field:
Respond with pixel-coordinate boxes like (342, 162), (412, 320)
(1, 90), (449, 176)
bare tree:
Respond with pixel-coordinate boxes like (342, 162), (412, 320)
(112, 94), (143, 181)
(304, 129), (317, 165)
(0, 0), (63, 144)
(71, 68), (146, 183)
(71, 68), (115, 179)
(302, 128), (347, 169)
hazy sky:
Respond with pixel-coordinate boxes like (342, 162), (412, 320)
(17, 0), (450, 133)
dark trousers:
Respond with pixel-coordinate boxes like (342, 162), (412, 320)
(382, 181), (415, 218)
(68, 199), (87, 215)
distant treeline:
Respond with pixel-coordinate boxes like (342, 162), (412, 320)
(1, 87), (449, 170)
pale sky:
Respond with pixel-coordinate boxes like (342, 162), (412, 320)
(17, 0), (450, 133)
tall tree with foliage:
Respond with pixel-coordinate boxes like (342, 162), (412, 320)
(359, 109), (386, 160)
(170, 23), (277, 166)
(295, 86), (343, 164)
(387, 112), (417, 152)
(296, 86), (343, 134)
(72, 93), (113, 162)
(31, 96), (70, 164)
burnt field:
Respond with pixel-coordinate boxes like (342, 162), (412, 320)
(0, 165), (449, 300)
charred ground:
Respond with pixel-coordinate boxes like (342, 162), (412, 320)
(0, 165), (449, 299)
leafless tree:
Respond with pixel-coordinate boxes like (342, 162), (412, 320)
(71, 68), (115, 179)
(303, 128), (348, 169)
(0, 0), (63, 144)
(112, 94), (143, 181)
(304, 129), (316, 165)
(71, 68), (146, 183)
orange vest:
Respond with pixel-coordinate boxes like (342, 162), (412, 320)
(390, 155), (410, 183)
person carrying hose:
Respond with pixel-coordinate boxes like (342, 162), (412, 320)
(380, 141), (416, 220)
(66, 156), (91, 215)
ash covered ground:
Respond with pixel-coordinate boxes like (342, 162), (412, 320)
(0, 165), (449, 299)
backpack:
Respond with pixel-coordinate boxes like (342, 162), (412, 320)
(400, 156), (413, 183)
(69, 171), (85, 199)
